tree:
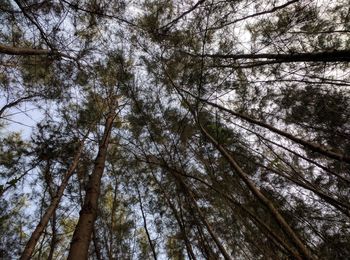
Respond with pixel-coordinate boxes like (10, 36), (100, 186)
(68, 53), (132, 259)
(1, 0), (350, 259)
(20, 121), (87, 260)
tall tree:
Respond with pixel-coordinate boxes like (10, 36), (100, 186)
(1, 0), (350, 258)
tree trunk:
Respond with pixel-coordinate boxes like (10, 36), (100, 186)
(182, 88), (350, 164)
(47, 211), (57, 260)
(19, 141), (84, 260)
(136, 185), (157, 260)
(93, 228), (103, 260)
(198, 123), (316, 260)
(150, 157), (302, 259)
(67, 111), (115, 260)
(177, 177), (232, 260)
(151, 173), (196, 260)
(46, 162), (57, 260)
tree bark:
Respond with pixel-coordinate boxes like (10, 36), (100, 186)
(67, 111), (115, 260)
(19, 141), (85, 260)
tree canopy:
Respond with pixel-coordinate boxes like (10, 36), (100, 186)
(1, 0), (350, 259)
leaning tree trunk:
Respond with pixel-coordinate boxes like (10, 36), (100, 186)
(166, 74), (315, 259)
(19, 141), (85, 260)
(151, 173), (197, 260)
(176, 176), (232, 260)
(197, 123), (316, 260)
(67, 110), (115, 260)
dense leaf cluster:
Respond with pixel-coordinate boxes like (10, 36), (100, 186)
(1, 0), (350, 259)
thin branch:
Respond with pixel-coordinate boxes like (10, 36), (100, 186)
(159, 0), (206, 31)
(13, 0), (54, 50)
(0, 95), (38, 117)
(60, 0), (138, 28)
(208, 0), (299, 31)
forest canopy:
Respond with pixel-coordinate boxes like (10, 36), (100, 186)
(1, 0), (350, 259)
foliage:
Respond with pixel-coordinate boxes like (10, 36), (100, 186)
(1, 0), (350, 259)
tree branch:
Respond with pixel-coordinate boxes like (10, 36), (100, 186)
(186, 49), (350, 63)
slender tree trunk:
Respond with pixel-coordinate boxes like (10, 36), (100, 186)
(36, 227), (47, 260)
(93, 228), (103, 260)
(170, 201), (197, 260)
(180, 88), (350, 164)
(179, 167), (301, 259)
(177, 177), (232, 260)
(67, 111), (115, 260)
(258, 149), (350, 216)
(198, 123), (316, 260)
(237, 204), (302, 259)
(108, 176), (118, 260)
(150, 157), (302, 259)
(136, 185), (158, 260)
(47, 211), (57, 260)
(46, 166), (57, 260)
(194, 221), (216, 259)
(178, 214), (197, 260)
(19, 141), (84, 260)
(151, 173), (196, 260)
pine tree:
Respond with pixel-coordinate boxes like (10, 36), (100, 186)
(1, 0), (350, 259)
